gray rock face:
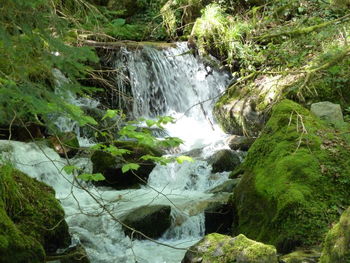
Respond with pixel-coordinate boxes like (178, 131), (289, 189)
(207, 149), (241, 173)
(120, 205), (171, 239)
(182, 233), (278, 263)
(310, 101), (344, 124)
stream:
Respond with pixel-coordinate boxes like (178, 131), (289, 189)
(0, 42), (233, 262)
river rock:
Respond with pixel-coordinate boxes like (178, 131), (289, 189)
(214, 74), (296, 136)
(227, 135), (255, 151)
(310, 101), (344, 125)
(207, 178), (240, 194)
(204, 202), (234, 235)
(281, 248), (321, 263)
(91, 141), (163, 189)
(232, 100), (350, 252)
(120, 205), (171, 239)
(0, 123), (45, 141)
(0, 165), (70, 262)
(49, 132), (80, 158)
(319, 207), (350, 263)
(207, 149), (241, 173)
(47, 244), (90, 263)
(182, 233), (278, 263)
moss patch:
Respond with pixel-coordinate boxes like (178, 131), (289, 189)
(232, 100), (350, 252)
(182, 233), (278, 263)
(320, 207), (350, 263)
(0, 164), (70, 262)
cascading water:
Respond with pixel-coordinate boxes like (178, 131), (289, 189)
(0, 42), (233, 263)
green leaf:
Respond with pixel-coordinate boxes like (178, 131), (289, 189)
(106, 145), (131, 156)
(176, 156), (194, 164)
(63, 165), (78, 174)
(146, 119), (156, 127)
(141, 154), (171, 165)
(112, 18), (126, 27)
(77, 173), (105, 181)
(102, 109), (120, 120)
(122, 163), (140, 173)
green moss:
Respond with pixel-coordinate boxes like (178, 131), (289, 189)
(232, 100), (350, 252)
(320, 207), (350, 263)
(183, 233), (278, 263)
(0, 164), (70, 262)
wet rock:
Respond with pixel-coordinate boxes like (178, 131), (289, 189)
(207, 149), (240, 173)
(182, 233), (278, 263)
(0, 123), (45, 141)
(214, 74), (296, 136)
(49, 132), (80, 158)
(207, 178), (240, 194)
(120, 205), (171, 239)
(281, 248), (321, 263)
(47, 244), (90, 263)
(320, 207), (350, 263)
(227, 135), (255, 151)
(310, 101), (344, 125)
(91, 141), (163, 189)
(204, 202), (234, 235)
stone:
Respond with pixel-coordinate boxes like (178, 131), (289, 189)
(91, 141), (163, 189)
(310, 101), (344, 125)
(214, 74), (298, 136)
(227, 135), (255, 151)
(182, 233), (278, 263)
(319, 207), (350, 263)
(49, 132), (80, 158)
(231, 100), (350, 253)
(207, 149), (241, 173)
(120, 205), (171, 239)
(204, 202), (234, 235)
(280, 248), (321, 263)
(207, 178), (240, 194)
(0, 123), (45, 141)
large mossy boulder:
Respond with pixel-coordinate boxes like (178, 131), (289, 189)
(120, 205), (171, 239)
(319, 207), (350, 263)
(232, 100), (350, 252)
(0, 164), (70, 262)
(182, 233), (278, 263)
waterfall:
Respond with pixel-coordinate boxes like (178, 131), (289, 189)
(0, 42), (232, 263)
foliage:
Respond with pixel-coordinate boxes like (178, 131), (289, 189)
(192, 3), (262, 70)
(64, 114), (193, 181)
(0, 0), (100, 128)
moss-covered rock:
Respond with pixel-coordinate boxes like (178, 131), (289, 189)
(214, 74), (294, 136)
(319, 207), (350, 263)
(0, 164), (70, 262)
(280, 248), (321, 263)
(182, 233), (278, 263)
(232, 99), (350, 252)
